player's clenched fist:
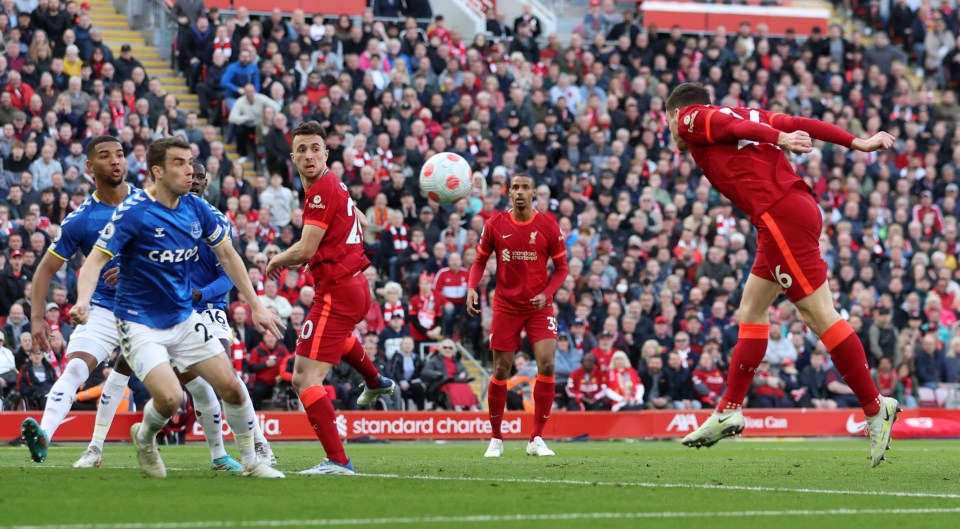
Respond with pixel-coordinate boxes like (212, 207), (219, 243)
(776, 131), (813, 154)
(69, 303), (90, 326)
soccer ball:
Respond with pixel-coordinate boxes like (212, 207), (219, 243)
(419, 152), (473, 204)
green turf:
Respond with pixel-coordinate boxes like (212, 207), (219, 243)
(0, 439), (958, 529)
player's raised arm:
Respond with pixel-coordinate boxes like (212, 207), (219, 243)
(766, 110), (895, 152)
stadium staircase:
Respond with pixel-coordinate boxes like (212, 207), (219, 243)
(85, 0), (257, 181)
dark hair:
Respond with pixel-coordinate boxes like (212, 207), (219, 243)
(291, 120), (327, 142)
(192, 161), (206, 176)
(665, 82), (711, 113)
(147, 136), (191, 174)
(85, 134), (121, 159)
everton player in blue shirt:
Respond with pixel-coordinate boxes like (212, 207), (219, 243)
(21, 136), (134, 465)
(71, 137), (284, 479)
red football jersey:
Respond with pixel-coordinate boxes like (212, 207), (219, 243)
(476, 210), (565, 314)
(302, 168), (371, 291)
(433, 267), (469, 305)
(677, 105), (810, 221)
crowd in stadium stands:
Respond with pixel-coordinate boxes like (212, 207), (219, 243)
(1, 0), (959, 414)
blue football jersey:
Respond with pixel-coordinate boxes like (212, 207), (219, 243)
(191, 201), (232, 312)
(95, 190), (229, 329)
(48, 186), (133, 311)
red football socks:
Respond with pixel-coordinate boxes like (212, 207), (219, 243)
(300, 385), (348, 465)
(530, 375), (555, 441)
(717, 323), (769, 413)
(487, 377), (507, 440)
(821, 319), (882, 417)
(341, 336), (381, 388)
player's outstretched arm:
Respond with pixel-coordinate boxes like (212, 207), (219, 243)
(70, 249), (112, 325)
(30, 251), (67, 351)
(265, 224), (326, 279)
(766, 112), (890, 150)
(850, 132), (896, 152)
(212, 241), (286, 339)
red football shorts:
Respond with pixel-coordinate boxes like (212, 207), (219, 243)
(489, 305), (558, 352)
(750, 189), (828, 303)
(296, 273), (370, 363)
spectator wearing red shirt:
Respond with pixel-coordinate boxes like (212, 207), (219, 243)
(589, 330), (616, 371)
(5, 71), (34, 110)
(565, 353), (608, 411)
(433, 251), (468, 338)
(691, 352), (725, 408)
(751, 359), (792, 408)
(605, 351), (644, 411)
(247, 332), (288, 410)
(407, 272), (442, 345)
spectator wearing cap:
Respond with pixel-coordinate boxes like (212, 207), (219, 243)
(652, 315), (674, 352)
(113, 43), (143, 82)
(0, 249), (30, 312)
(568, 317), (596, 357)
(43, 300), (72, 342)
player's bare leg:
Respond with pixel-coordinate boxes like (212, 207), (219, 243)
(130, 363), (184, 478)
(74, 354), (134, 468)
(484, 349), (515, 458)
(188, 353), (283, 478)
(682, 274), (780, 448)
(293, 355), (355, 475)
(794, 282), (898, 467)
(527, 338), (557, 457)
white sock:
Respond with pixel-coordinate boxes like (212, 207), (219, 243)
(137, 400), (171, 446)
(40, 358), (90, 440)
(184, 377), (227, 459)
(237, 372), (269, 448)
(221, 397), (257, 467)
(253, 419), (269, 447)
(89, 370), (129, 450)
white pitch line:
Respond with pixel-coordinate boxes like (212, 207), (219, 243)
(4, 508), (960, 529)
(357, 472), (960, 500)
(7, 463), (960, 501)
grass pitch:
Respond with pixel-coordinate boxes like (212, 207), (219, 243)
(0, 439), (958, 529)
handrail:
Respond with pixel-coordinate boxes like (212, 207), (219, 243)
(419, 340), (490, 403)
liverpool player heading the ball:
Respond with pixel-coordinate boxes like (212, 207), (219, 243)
(666, 82), (899, 467)
(467, 174), (568, 457)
